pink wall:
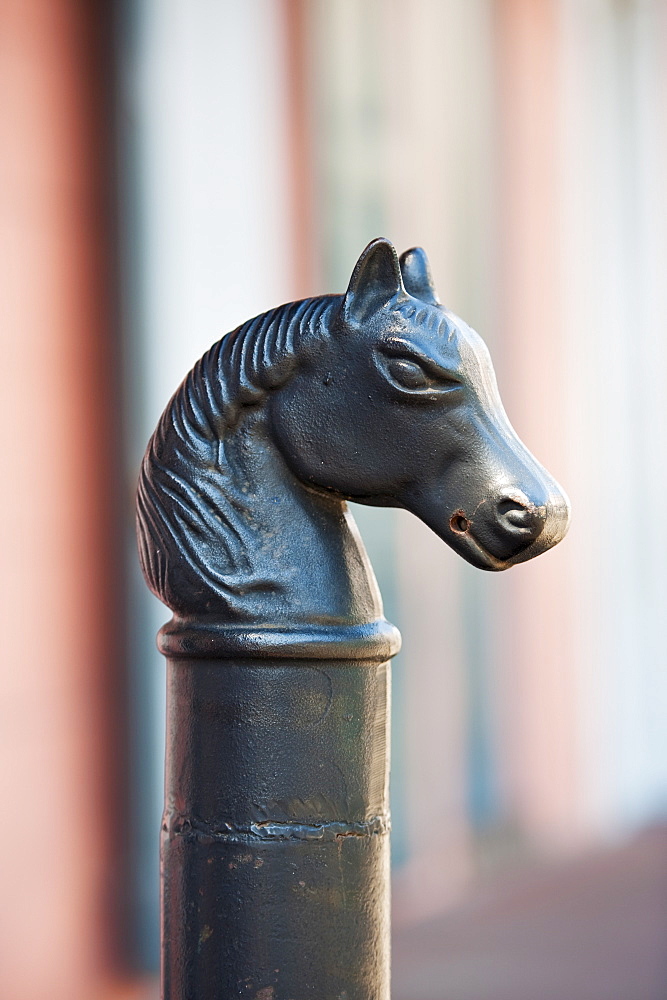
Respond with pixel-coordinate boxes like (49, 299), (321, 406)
(493, 0), (580, 848)
(0, 3), (128, 997)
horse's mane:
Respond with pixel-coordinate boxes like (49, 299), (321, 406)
(136, 294), (339, 619)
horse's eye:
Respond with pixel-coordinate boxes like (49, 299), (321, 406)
(387, 358), (430, 389)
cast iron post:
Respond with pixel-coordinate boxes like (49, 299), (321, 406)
(137, 238), (569, 999)
(159, 622), (398, 998)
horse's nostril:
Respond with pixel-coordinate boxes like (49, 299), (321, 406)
(506, 508), (531, 527)
(498, 498), (526, 516)
(450, 513), (469, 534)
(496, 498), (543, 535)
(497, 500), (510, 513)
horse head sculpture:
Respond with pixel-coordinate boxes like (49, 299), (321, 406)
(137, 238), (569, 642)
(138, 238), (571, 1000)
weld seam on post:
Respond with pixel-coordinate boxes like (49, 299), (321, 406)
(164, 813), (389, 843)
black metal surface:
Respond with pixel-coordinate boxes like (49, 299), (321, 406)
(137, 238), (570, 999)
(163, 656), (390, 999)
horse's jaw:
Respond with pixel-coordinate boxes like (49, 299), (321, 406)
(195, 409), (387, 627)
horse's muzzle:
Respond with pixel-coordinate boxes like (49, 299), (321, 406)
(449, 488), (571, 571)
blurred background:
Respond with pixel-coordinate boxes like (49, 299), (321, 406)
(2, 1), (667, 998)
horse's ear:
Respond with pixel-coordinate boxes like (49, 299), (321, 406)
(399, 247), (440, 305)
(343, 238), (406, 326)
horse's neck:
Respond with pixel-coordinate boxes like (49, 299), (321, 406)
(212, 407), (383, 627)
